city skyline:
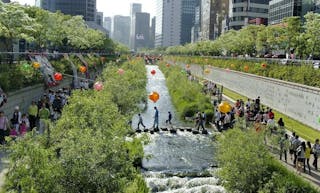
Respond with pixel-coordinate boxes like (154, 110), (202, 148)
(14, 0), (155, 17)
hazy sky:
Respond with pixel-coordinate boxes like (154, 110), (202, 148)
(14, 0), (155, 18)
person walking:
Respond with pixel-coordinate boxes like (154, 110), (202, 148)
(166, 111), (172, 125)
(312, 139), (320, 171)
(0, 111), (9, 144)
(38, 103), (50, 134)
(296, 141), (306, 174)
(137, 114), (146, 129)
(197, 112), (206, 131)
(305, 141), (312, 174)
(279, 134), (290, 162)
(11, 106), (21, 134)
(152, 107), (159, 129)
(28, 101), (38, 130)
(292, 135), (301, 166)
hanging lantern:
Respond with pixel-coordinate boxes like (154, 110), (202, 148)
(218, 101), (232, 113)
(151, 69), (156, 75)
(148, 91), (160, 103)
(33, 62), (40, 69)
(186, 64), (190, 69)
(204, 68), (210, 74)
(231, 64), (235, 68)
(166, 63), (170, 67)
(22, 63), (31, 71)
(54, 72), (63, 81)
(94, 81), (103, 91)
(79, 66), (87, 73)
(244, 65), (249, 71)
(118, 68), (124, 75)
(261, 63), (267, 69)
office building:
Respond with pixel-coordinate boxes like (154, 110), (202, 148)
(37, 0), (96, 21)
(316, 0), (320, 13)
(1, 0), (10, 3)
(95, 11), (103, 26)
(150, 17), (156, 48)
(103, 17), (112, 31)
(129, 3), (142, 50)
(269, 0), (314, 25)
(111, 15), (130, 46)
(132, 12), (150, 50)
(228, 0), (269, 30)
(155, 0), (198, 47)
(191, 5), (201, 42)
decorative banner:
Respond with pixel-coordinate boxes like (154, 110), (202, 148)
(151, 69), (156, 75)
(118, 68), (124, 75)
(204, 68), (211, 74)
(33, 62), (40, 69)
(94, 81), (103, 91)
(261, 63), (267, 68)
(244, 65), (249, 71)
(54, 72), (63, 81)
(218, 101), (232, 113)
(79, 66), (87, 73)
(149, 91), (160, 103)
(166, 63), (170, 67)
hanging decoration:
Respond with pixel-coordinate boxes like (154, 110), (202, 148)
(54, 72), (63, 81)
(231, 64), (235, 68)
(148, 91), (160, 103)
(32, 62), (40, 69)
(151, 69), (156, 75)
(186, 64), (190, 69)
(261, 63), (267, 69)
(204, 68), (210, 74)
(166, 63), (170, 67)
(94, 81), (103, 91)
(118, 68), (125, 75)
(218, 101), (232, 113)
(79, 66), (87, 73)
(244, 65), (249, 71)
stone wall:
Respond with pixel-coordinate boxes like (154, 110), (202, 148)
(186, 64), (320, 131)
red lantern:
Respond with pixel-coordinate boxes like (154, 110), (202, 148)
(79, 66), (87, 73)
(148, 91), (160, 103)
(94, 81), (103, 91)
(244, 65), (249, 71)
(261, 63), (267, 68)
(54, 72), (63, 81)
(166, 63), (170, 67)
(118, 68), (124, 75)
(151, 69), (156, 75)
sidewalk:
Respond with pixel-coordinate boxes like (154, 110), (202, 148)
(222, 94), (320, 190)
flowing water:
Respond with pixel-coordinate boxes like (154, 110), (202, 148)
(132, 65), (225, 193)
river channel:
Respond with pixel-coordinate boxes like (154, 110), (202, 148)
(132, 65), (225, 193)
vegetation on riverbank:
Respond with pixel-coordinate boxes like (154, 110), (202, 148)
(159, 62), (214, 122)
(3, 58), (148, 193)
(167, 56), (320, 88)
(217, 128), (319, 193)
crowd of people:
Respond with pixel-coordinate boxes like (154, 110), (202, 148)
(0, 87), (71, 144)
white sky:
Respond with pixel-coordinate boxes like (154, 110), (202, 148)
(14, 0), (155, 18)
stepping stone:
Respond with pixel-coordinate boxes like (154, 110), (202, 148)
(202, 130), (208, 135)
(161, 127), (168, 131)
(192, 130), (200, 134)
(186, 128), (192, 132)
(179, 128), (185, 131)
(154, 128), (160, 132)
(136, 129), (142, 133)
(143, 129), (149, 132)
(150, 130), (154, 134)
(170, 129), (177, 134)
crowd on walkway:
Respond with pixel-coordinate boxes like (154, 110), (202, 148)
(0, 87), (71, 144)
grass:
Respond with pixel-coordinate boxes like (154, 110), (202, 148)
(222, 86), (320, 143)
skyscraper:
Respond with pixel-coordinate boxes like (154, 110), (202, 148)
(155, 0), (197, 47)
(96, 11), (103, 26)
(37, 0), (96, 21)
(269, 0), (314, 25)
(132, 12), (150, 51)
(103, 17), (112, 32)
(150, 17), (156, 48)
(111, 15), (130, 46)
(129, 3), (142, 50)
(228, 0), (269, 30)
(1, 0), (10, 3)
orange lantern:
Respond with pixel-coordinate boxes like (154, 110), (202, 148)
(204, 68), (210, 74)
(218, 101), (232, 113)
(94, 81), (103, 91)
(244, 65), (249, 71)
(54, 72), (63, 81)
(166, 63), (170, 67)
(118, 68), (124, 75)
(151, 69), (156, 75)
(148, 91), (160, 103)
(186, 64), (190, 69)
(79, 66), (87, 73)
(261, 63), (267, 68)
(33, 62), (40, 69)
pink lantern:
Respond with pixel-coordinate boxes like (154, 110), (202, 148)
(118, 68), (124, 75)
(94, 81), (103, 91)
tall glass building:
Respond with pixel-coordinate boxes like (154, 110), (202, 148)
(129, 3), (142, 50)
(269, 0), (314, 25)
(228, 0), (269, 30)
(111, 15), (130, 46)
(36, 0), (96, 21)
(132, 12), (150, 51)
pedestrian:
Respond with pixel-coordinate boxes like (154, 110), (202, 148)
(214, 109), (221, 131)
(38, 103), (50, 134)
(0, 111), (9, 144)
(137, 114), (146, 129)
(21, 114), (30, 131)
(305, 141), (312, 174)
(152, 107), (159, 129)
(11, 106), (21, 134)
(292, 135), (301, 166)
(279, 133), (290, 162)
(289, 132), (296, 160)
(28, 101), (38, 130)
(194, 112), (201, 128)
(296, 141), (306, 174)
(166, 111), (172, 125)
(312, 139), (320, 171)
(197, 112), (206, 131)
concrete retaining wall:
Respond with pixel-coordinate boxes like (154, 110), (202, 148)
(186, 64), (320, 131)
(0, 78), (72, 117)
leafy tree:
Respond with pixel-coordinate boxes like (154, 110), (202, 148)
(282, 16), (302, 55)
(304, 12), (320, 57)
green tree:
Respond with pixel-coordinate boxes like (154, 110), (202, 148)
(304, 12), (320, 57)
(282, 16), (302, 55)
